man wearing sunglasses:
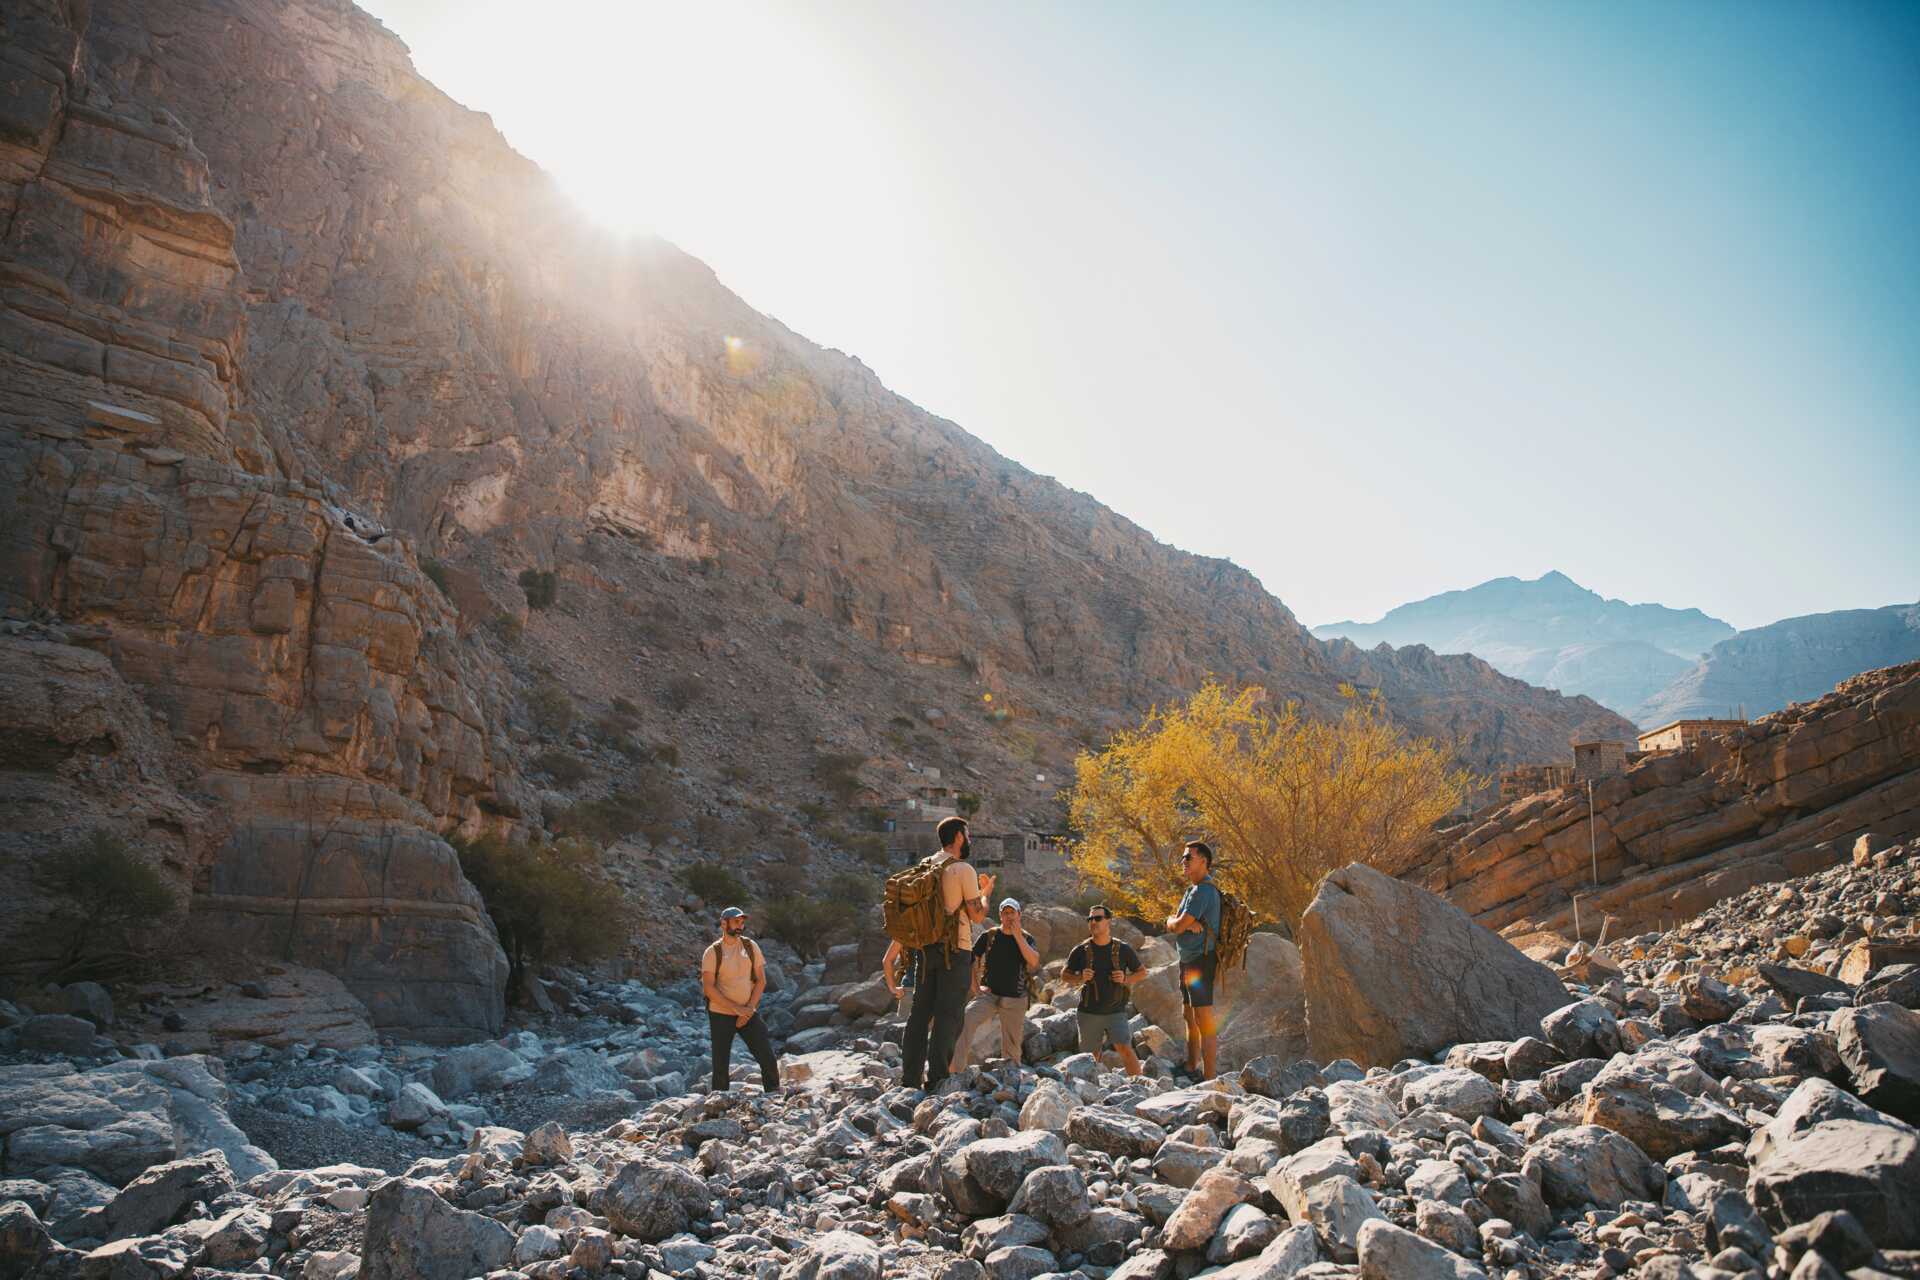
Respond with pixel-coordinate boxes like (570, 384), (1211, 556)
(1166, 841), (1223, 1082)
(701, 906), (779, 1094)
(1063, 905), (1145, 1077)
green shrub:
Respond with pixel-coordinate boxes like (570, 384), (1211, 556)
(683, 862), (750, 905)
(812, 752), (865, 804)
(719, 762), (752, 786)
(454, 835), (626, 998)
(525, 682), (574, 736)
(796, 801), (829, 826)
(957, 793), (982, 818)
(551, 791), (646, 842)
(32, 830), (177, 979)
(488, 614), (523, 645)
(652, 742), (680, 768)
(846, 833), (890, 868)
(760, 862), (807, 899)
(532, 750), (591, 787)
(890, 715), (916, 731)
(826, 872), (878, 909)
(760, 897), (858, 959)
(610, 695), (642, 722)
(518, 568), (558, 610)
(659, 674), (706, 712)
(421, 559), (451, 596)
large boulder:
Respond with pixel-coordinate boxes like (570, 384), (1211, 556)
(101, 1151), (234, 1241)
(1748, 1082), (1920, 1248)
(1835, 1003), (1920, 1125)
(781, 1230), (881, 1280)
(963, 1132), (1068, 1204)
(431, 1043), (533, 1099)
(601, 1158), (711, 1240)
(1581, 1061), (1748, 1160)
(1523, 1124), (1666, 1210)
(1356, 1218), (1487, 1280)
(359, 1178), (514, 1280)
(1297, 864), (1568, 1065)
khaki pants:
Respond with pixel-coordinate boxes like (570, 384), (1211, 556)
(951, 993), (1027, 1070)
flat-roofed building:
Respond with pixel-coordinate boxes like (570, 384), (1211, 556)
(1572, 740), (1628, 783)
(1637, 718), (1746, 754)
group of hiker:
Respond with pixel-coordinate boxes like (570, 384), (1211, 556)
(699, 815), (1238, 1095)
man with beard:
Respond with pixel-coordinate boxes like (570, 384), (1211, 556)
(701, 906), (779, 1094)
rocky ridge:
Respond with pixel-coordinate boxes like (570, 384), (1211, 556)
(1411, 661), (1920, 943)
(1641, 606), (1920, 730)
(8, 849), (1920, 1280)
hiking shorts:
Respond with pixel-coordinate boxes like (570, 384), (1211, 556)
(1077, 1009), (1133, 1052)
(1180, 955), (1218, 1008)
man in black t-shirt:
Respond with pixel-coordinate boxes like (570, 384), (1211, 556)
(1063, 904), (1145, 1077)
(951, 898), (1040, 1070)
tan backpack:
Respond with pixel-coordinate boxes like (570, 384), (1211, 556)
(1206, 889), (1257, 992)
(883, 854), (955, 954)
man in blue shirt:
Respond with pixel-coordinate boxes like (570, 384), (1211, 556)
(1164, 840), (1223, 1081)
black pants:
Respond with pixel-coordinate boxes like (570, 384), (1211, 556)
(708, 1010), (779, 1091)
(900, 943), (970, 1090)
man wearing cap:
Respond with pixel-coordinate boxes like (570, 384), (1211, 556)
(1064, 904), (1146, 1076)
(700, 906), (779, 1094)
(950, 898), (1040, 1071)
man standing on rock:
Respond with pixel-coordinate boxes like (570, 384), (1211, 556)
(701, 906), (780, 1094)
(901, 816), (992, 1093)
(1166, 840), (1223, 1081)
(1064, 905), (1145, 1076)
(951, 897), (1040, 1071)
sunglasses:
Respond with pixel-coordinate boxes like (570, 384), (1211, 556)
(1087, 914), (1110, 922)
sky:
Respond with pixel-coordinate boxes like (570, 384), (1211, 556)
(362, 0), (1918, 632)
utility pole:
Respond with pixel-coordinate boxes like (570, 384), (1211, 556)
(1588, 780), (1598, 885)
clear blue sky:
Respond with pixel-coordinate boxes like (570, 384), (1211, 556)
(364, 0), (1918, 631)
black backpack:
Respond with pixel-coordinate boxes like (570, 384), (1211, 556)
(1076, 939), (1132, 1015)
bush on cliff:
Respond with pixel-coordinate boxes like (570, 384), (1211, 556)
(518, 568), (558, 610)
(1067, 681), (1474, 929)
(760, 896), (858, 959)
(32, 830), (177, 980)
(454, 835), (627, 998)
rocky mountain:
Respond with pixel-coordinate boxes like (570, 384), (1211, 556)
(1313, 571), (1736, 723)
(0, 0), (1631, 1037)
(1408, 660), (1920, 942)
(1638, 602), (1920, 728)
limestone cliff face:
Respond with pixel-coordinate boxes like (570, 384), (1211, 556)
(1410, 661), (1920, 940)
(0, 0), (1633, 1030)
(0, 0), (515, 1040)
(37, 0), (1627, 763)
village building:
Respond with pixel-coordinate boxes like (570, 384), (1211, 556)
(1637, 718), (1747, 753)
(1572, 739), (1628, 783)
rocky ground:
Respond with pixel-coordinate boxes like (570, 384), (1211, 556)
(5, 840), (1920, 1280)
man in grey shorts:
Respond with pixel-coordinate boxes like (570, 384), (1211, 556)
(1062, 904), (1145, 1076)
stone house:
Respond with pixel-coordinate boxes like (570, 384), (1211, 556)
(1636, 718), (1747, 753)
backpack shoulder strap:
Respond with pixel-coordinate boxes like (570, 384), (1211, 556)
(704, 941), (721, 979)
(746, 938), (763, 985)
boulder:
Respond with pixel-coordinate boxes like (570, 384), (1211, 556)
(602, 1157), (711, 1240)
(1835, 1003), (1920, 1125)
(1162, 1166), (1257, 1251)
(1679, 974), (1743, 1024)
(64, 983), (114, 1029)
(1356, 1218), (1487, 1280)
(1860, 965), (1920, 1010)
(1401, 1068), (1501, 1122)
(1479, 1172), (1551, 1240)
(1581, 1062), (1748, 1160)
(1757, 964), (1854, 1006)
(983, 1245), (1057, 1280)
(1208, 1202), (1279, 1263)
(963, 1131), (1068, 1203)
(1749, 1105), (1920, 1248)
(359, 1178), (514, 1280)
(1065, 1106), (1166, 1158)
(16, 1015), (101, 1056)
(1216, 934), (1310, 1070)
(431, 1042), (533, 1099)
(1241, 1057), (1325, 1100)
(1297, 864), (1569, 1065)
(1208, 1226), (1320, 1280)
(101, 1151), (234, 1241)
(838, 977), (896, 1019)
(0, 1200), (52, 1279)
(1282, 1173), (1383, 1264)
(1018, 1080), (1076, 1132)
(1541, 999), (1621, 1060)
(1523, 1124), (1666, 1209)
(1006, 1165), (1089, 1229)
(781, 1230), (881, 1280)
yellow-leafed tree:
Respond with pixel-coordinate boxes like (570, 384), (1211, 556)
(1067, 682), (1473, 929)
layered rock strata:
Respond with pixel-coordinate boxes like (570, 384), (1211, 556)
(0, 0), (516, 1038)
(1412, 661), (1920, 941)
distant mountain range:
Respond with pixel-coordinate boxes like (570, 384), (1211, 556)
(1314, 573), (1920, 728)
